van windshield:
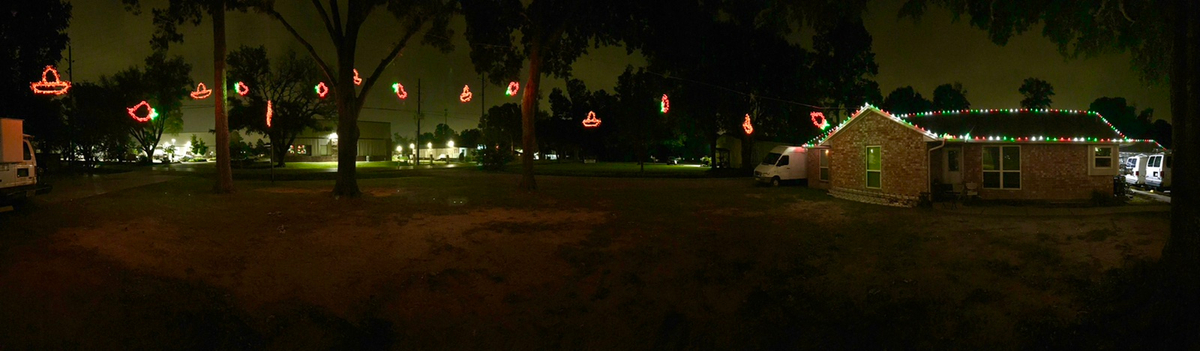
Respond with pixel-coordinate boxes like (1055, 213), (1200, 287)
(762, 153), (782, 165)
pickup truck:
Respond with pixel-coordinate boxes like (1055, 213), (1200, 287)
(1, 118), (52, 205)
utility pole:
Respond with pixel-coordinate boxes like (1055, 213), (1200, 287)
(416, 79), (422, 166)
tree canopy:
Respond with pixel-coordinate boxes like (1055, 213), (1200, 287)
(1018, 78), (1054, 109)
(932, 83), (970, 110)
(226, 46), (334, 166)
(1, 1), (72, 151)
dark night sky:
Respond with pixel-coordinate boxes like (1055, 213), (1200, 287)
(65, 0), (1168, 140)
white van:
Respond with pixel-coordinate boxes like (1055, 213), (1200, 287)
(754, 146), (807, 186)
(1145, 153), (1172, 190)
(1124, 155), (1147, 187)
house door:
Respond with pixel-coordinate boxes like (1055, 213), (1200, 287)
(943, 147), (963, 189)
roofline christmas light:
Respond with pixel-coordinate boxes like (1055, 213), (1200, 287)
(801, 104), (1163, 149)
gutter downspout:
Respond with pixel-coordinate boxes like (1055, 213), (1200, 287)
(928, 139), (947, 194)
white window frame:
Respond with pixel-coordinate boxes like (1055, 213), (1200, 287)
(865, 145), (882, 189)
(1089, 145), (1119, 176)
(819, 149), (830, 181)
(982, 145), (1021, 190)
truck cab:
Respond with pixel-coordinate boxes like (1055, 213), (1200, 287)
(1, 118), (51, 205)
(754, 146), (807, 186)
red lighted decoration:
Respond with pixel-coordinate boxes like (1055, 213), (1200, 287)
(392, 83), (408, 100)
(190, 83), (212, 100)
(266, 100), (274, 128)
(353, 69), (362, 85)
(315, 82), (329, 98)
(810, 111), (828, 130)
(742, 114), (754, 135)
(661, 94), (670, 113)
(30, 65), (71, 95)
(127, 101), (157, 123)
(506, 81), (520, 96)
(582, 111), (601, 128)
(235, 81), (249, 96)
(459, 85), (473, 103)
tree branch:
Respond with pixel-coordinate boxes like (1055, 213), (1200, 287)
(268, 9), (336, 85)
(310, 0), (343, 48)
(358, 19), (425, 108)
(329, 0), (343, 35)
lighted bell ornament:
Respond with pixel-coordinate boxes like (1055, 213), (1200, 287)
(393, 83), (408, 100)
(742, 114), (753, 135)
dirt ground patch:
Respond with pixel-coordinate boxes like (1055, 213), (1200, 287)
(0, 171), (1173, 349)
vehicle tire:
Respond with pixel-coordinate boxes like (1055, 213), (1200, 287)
(771, 177), (781, 187)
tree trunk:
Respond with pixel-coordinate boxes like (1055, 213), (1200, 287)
(1161, 0), (1200, 316)
(332, 83), (361, 198)
(518, 44), (543, 190)
(212, 4), (234, 194)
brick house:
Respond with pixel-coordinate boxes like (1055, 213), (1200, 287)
(801, 105), (1160, 207)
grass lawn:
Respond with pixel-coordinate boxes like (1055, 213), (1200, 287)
(0, 173), (1177, 349)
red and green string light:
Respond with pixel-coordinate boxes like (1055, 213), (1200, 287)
(801, 104), (1164, 148)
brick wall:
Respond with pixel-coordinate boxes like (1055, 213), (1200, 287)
(806, 147), (831, 190)
(825, 111), (930, 206)
(961, 143), (1115, 201)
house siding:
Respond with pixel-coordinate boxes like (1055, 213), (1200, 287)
(962, 143), (1115, 201)
(825, 111), (929, 207)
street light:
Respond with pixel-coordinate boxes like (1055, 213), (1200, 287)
(427, 142), (432, 149)
(447, 140), (455, 148)
(409, 143), (415, 149)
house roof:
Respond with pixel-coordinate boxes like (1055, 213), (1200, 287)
(804, 105), (1163, 148)
(807, 105), (939, 146)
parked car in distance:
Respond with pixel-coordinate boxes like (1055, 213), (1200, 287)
(754, 146), (807, 186)
(1124, 155), (1147, 187)
(1145, 153), (1172, 190)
